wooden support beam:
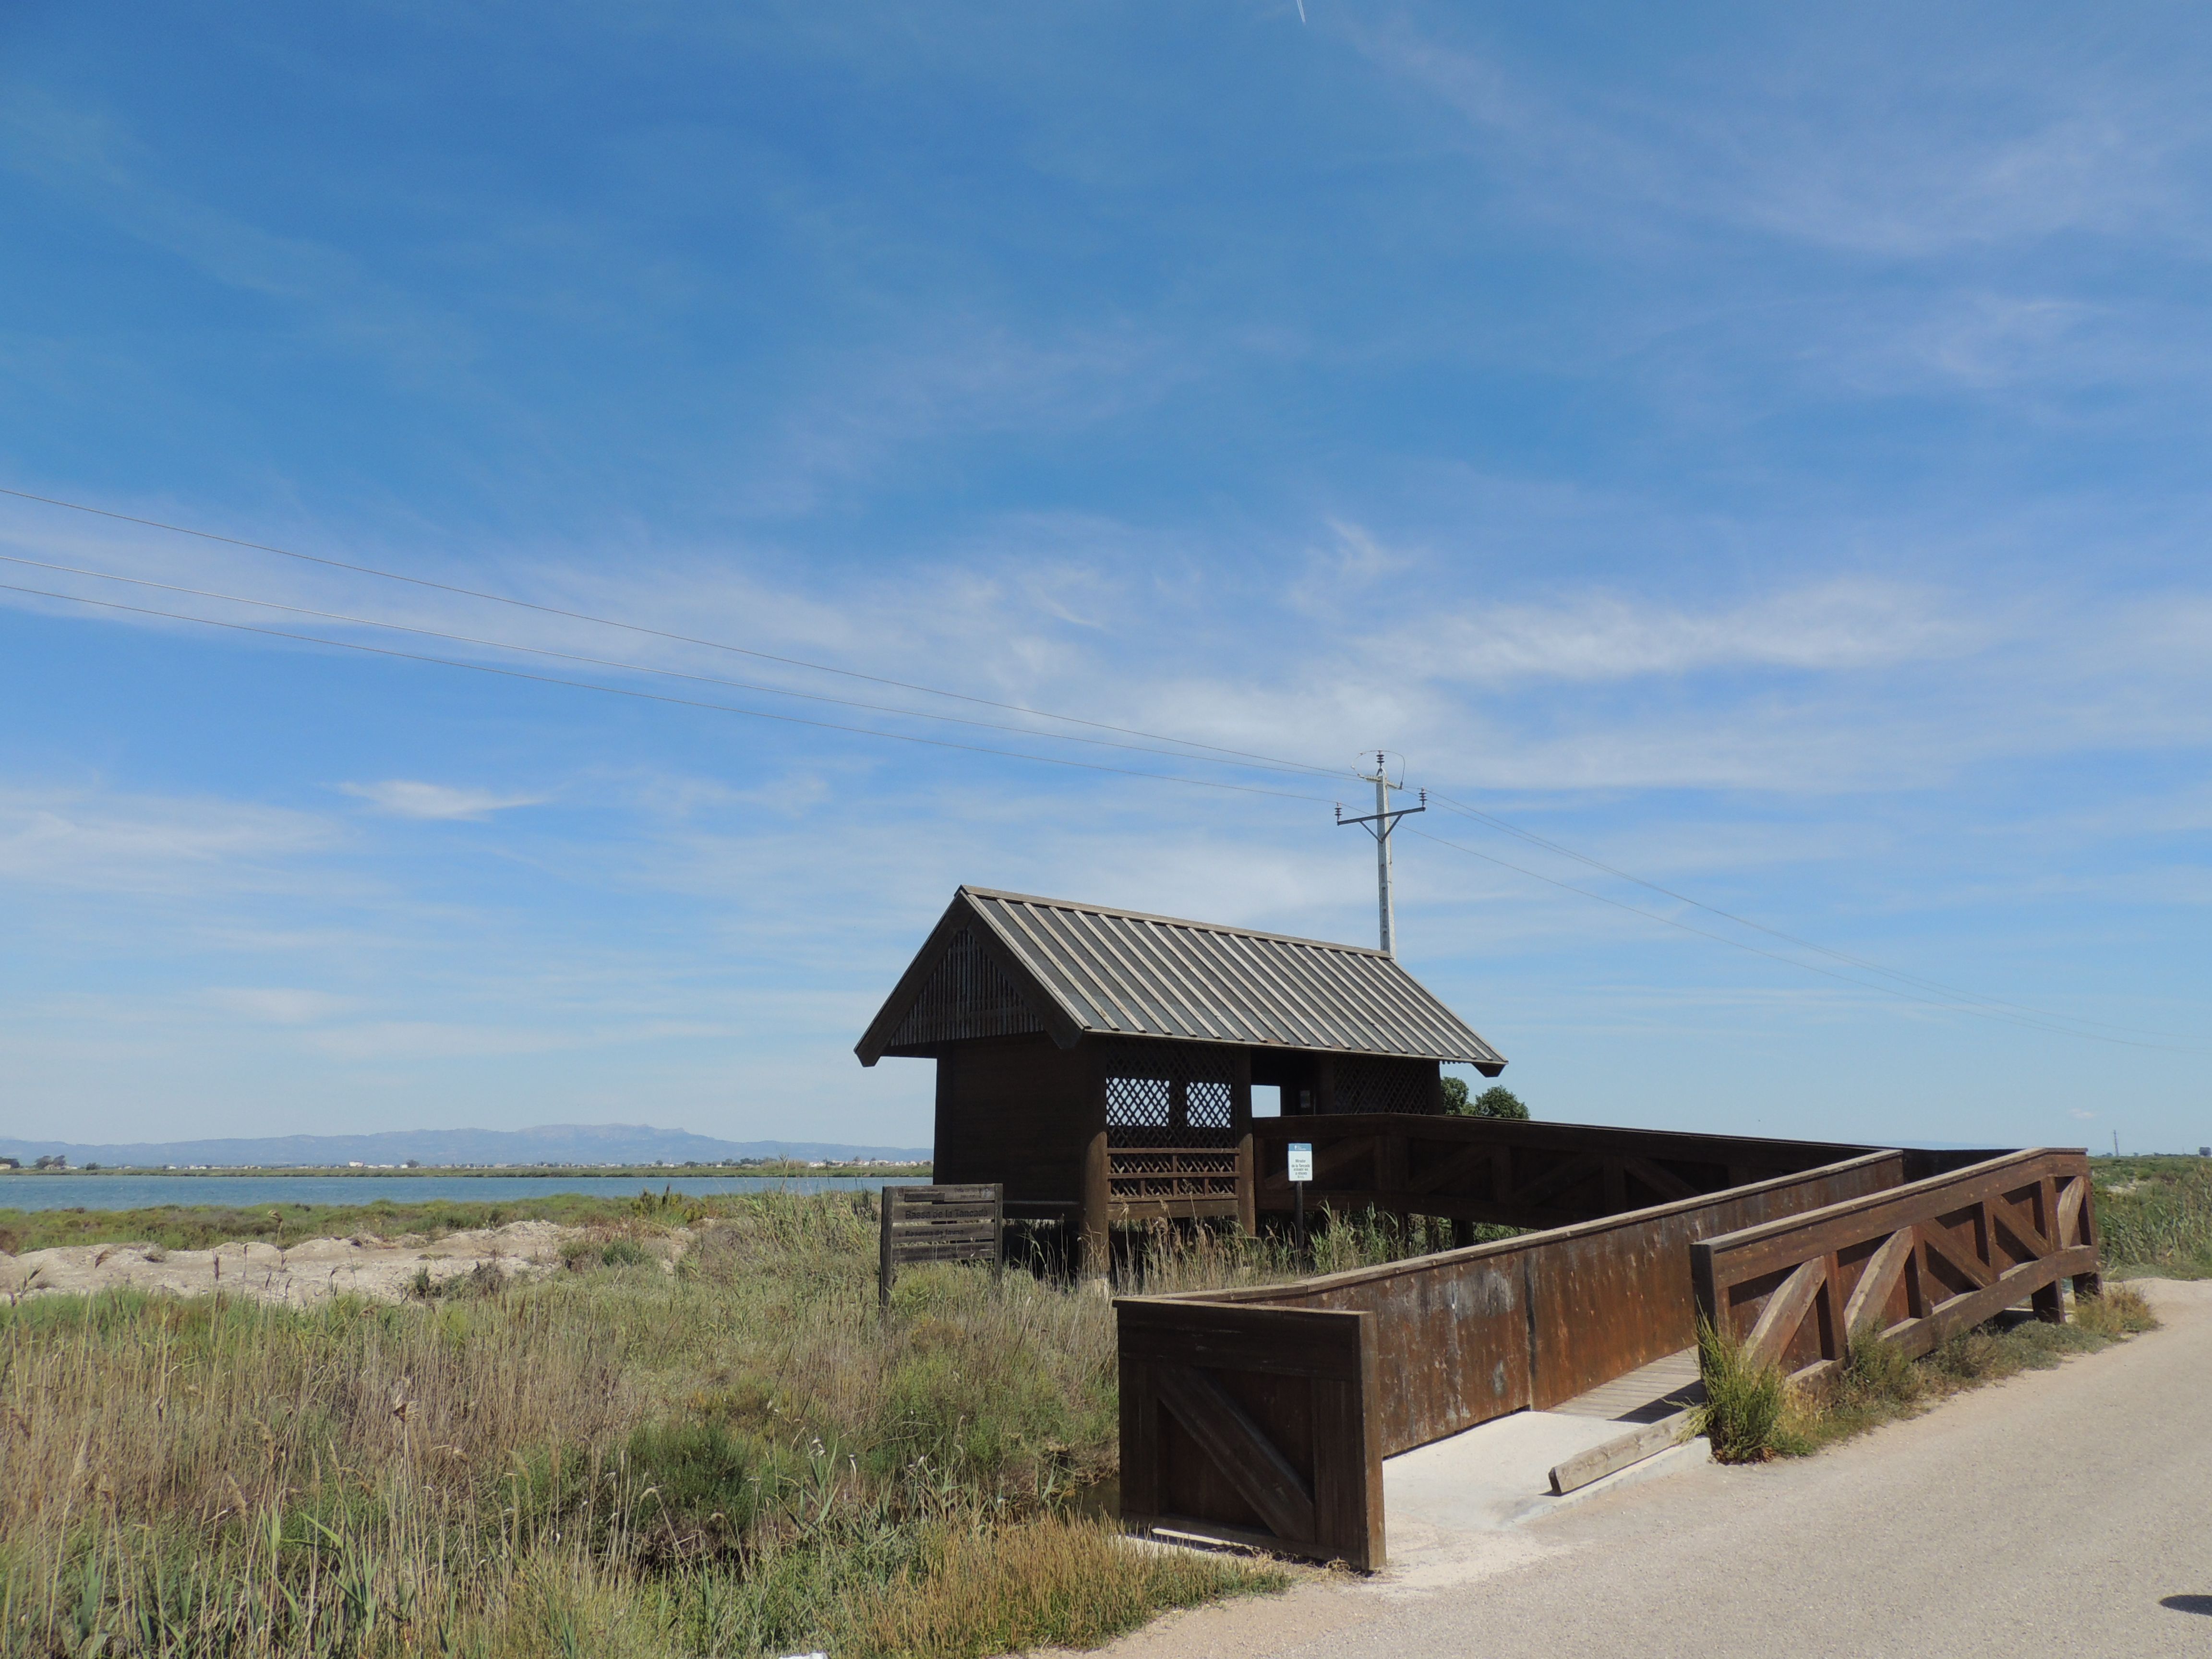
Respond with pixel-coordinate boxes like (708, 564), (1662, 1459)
(1082, 1130), (1110, 1277)
(1549, 1409), (1694, 1496)
(1841, 1227), (1913, 1341)
(1916, 1223), (1996, 1292)
(1742, 1258), (1825, 1369)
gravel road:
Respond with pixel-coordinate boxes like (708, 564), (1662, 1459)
(1100, 1278), (2212, 1659)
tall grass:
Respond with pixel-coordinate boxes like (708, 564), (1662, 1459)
(1686, 1317), (1793, 1463)
(2094, 1161), (2212, 1278)
(0, 1193), (1333, 1659)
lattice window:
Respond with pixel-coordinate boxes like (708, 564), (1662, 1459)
(1105, 1041), (1239, 1148)
(1333, 1055), (1437, 1115)
(886, 928), (1045, 1048)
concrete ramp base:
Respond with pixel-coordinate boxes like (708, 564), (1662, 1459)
(1385, 1409), (1709, 1538)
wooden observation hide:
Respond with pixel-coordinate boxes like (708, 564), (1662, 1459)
(856, 887), (1507, 1266)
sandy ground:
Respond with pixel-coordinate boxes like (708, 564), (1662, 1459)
(1093, 1277), (2212, 1659)
(0, 1220), (597, 1306)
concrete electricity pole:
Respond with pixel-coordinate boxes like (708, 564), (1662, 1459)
(1336, 751), (1425, 956)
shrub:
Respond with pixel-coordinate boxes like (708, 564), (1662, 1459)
(1688, 1316), (1794, 1462)
(601, 1238), (652, 1268)
(1441, 1078), (1530, 1119)
(2075, 1283), (2158, 1337)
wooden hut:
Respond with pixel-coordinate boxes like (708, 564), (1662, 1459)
(856, 887), (1506, 1265)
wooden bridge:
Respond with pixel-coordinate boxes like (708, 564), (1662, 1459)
(1117, 1117), (2101, 1570)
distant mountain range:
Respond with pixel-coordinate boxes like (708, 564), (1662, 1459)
(0, 1123), (931, 1168)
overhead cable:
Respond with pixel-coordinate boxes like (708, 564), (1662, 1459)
(1407, 826), (2209, 1055)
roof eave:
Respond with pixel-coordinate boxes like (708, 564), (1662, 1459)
(854, 891), (1085, 1066)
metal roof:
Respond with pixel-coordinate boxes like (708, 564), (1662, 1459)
(857, 887), (1506, 1071)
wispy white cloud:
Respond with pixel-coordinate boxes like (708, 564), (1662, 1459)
(338, 781), (546, 821)
(0, 785), (338, 893)
(1372, 577), (1980, 685)
(202, 986), (356, 1024)
(0, 85), (479, 383)
(1354, 12), (2212, 262)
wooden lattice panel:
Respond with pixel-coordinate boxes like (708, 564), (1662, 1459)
(1105, 1042), (1238, 1148)
(1332, 1056), (1435, 1115)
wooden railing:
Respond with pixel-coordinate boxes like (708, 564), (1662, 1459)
(1119, 1145), (1908, 1566)
(1692, 1148), (2100, 1379)
(1250, 1114), (1889, 1231)
(1107, 1145), (1244, 1222)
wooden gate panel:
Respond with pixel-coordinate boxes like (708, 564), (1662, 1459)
(1117, 1299), (1383, 1569)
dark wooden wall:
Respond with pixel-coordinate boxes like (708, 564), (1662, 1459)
(1250, 1114), (1882, 1230)
(930, 1034), (1093, 1206)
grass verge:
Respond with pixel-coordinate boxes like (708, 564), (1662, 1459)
(2092, 1158), (2212, 1280)
(0, 1195), (1467, 1657)
(1692, 1285), (2160, 1464)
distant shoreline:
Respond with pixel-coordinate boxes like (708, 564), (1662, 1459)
(0, 1162), (933, 1180)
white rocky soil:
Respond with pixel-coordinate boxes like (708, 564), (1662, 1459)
(0, 1220), (582, 1306)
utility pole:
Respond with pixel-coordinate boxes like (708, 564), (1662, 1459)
(1336, 751), (1425, 956)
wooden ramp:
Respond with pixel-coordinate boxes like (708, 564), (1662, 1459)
(1552, 1347), (1703, 1424)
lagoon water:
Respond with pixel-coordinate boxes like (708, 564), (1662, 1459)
(0, 1174), (898, 1213)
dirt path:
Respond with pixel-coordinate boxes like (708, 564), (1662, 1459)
(1102, 1278), (2212, 1659)
(0, 1221), (583, 1306)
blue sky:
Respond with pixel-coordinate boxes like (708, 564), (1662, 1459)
(3, 2), (2208, 1154)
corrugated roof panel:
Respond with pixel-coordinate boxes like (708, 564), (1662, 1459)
(917, 887), (1505, 1068)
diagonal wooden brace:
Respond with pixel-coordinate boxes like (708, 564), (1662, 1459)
(1152, 1362), (1318, 1545)
(1842, 1227), (1914, 1343)
(1743, 1258), (1826, 1370)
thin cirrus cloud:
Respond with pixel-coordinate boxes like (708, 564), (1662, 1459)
(1373, 580), (1983, 686)
(201, 986), (354, 1025)
(1353, 12), (2210, 262)
(338, 781), (546, 821)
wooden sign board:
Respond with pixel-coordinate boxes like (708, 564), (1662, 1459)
(879, 1182), (1004, 1308)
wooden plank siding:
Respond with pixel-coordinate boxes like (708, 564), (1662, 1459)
(1184, 1151), (1904, 1448)
(878, 1183), (1004, 1307)
(929, 1034), (1094, 1208)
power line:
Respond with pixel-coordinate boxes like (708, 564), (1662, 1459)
(1, 484), (2191, 1054)
(1424, 790), (2201, 1045)
(0, 579), (1341, 807)
(1407, 825), (2211, 1055)
(0, 549), (1342, 785)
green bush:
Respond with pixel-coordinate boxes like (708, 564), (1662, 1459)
(1439, 1079), (1530, 1119)
(1689, 1316), (1794, 1462)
